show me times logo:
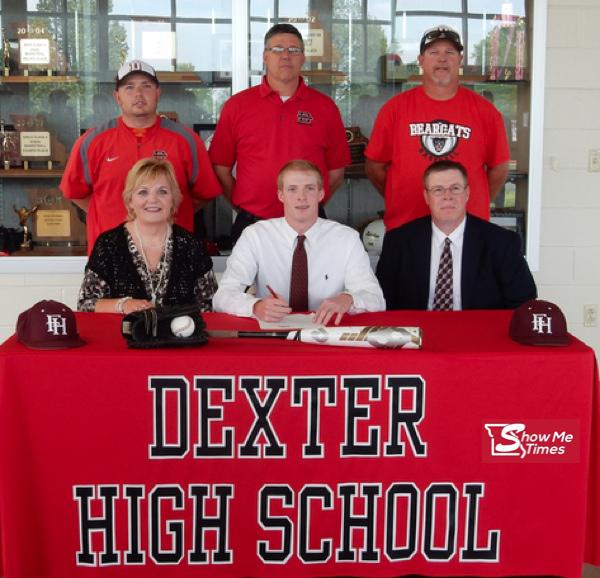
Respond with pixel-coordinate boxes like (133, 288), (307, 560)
(483, 420), (579, 463)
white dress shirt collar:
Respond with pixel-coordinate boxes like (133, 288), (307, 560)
(281, 217), (321, 246)
(431, 216), (466, 247)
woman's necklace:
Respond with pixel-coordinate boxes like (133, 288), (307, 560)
(133, 220), (171, 304)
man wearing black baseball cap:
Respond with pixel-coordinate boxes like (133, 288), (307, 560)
(365, 25), (510, 234)
(60, 59), (221, 253)
(419, 25), (464, 54)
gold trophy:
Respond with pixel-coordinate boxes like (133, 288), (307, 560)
(2, 30), (9, 76)
(13, 205), (39, 250)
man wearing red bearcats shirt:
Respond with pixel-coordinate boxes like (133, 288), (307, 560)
(60, 60), (221, 253)
(209, 23), (350, 244)
(365, 25), (510, 231)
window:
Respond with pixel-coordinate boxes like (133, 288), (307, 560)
(0, 0), (232, 258)
(248, 0), (540, 263)
(0, 0), (545, 269)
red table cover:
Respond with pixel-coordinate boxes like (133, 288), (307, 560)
(0, 310), (598, 578)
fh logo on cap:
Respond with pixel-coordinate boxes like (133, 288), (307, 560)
(46, 314), (68, 336)
(532, 313), (552, 334)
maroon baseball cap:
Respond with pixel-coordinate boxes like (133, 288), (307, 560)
(509, 299), (570, 347)
(16, 300), (86, 350)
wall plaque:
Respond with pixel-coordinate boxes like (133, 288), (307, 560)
(20, 131), (51, 159)
(27, 187), (87, 247)
(19, 38), (50, 65)
(36, 209), (71, 237)
(305, 29), (324, 57)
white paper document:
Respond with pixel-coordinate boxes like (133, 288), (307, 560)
(257, 313), (321, 330)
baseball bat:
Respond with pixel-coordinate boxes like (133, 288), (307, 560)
(208, 326), (422, 349)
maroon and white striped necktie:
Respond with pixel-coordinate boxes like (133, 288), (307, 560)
(432, 237), (453, 311)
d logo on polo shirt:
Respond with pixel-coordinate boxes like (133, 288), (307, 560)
(297, 111), (313, 125)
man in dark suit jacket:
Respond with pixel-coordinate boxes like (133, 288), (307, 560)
(376, 160), (537, 310)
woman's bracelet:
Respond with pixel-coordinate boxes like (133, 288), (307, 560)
(115, 296), (132, 314)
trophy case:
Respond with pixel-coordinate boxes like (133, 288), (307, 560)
(0, 0), (234, 258)
(0, 86), (86, 255)
(0, 9), (86, 256)
(0, 0), (537, 260)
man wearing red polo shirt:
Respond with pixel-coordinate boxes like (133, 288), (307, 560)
(60, 59), (221, 252)
(209, 23), (351, 244)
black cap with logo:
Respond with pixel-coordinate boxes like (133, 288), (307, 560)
(420, 25), (464, 54)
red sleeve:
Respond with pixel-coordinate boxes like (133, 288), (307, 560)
(189, 129), (223, 201)
(485, 103), (511, 168)
(324, 100), (351, 170)
(59, 133), (92, 200)
(208, 99), (236, 168)
(364, 98), (395, 164)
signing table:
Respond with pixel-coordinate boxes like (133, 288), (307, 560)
(0, 310), (599, 578)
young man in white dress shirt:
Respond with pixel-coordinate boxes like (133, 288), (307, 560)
(213, 160), (385, 325)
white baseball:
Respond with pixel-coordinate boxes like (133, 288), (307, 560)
(170, 315), (195, 338)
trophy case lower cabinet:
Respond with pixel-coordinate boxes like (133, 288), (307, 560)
(0, 74), (86, 256)
(0, 173), (87, 257)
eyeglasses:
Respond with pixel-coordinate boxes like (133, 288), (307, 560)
(265, 46), (304, 55)
(426, 184), (467, 197)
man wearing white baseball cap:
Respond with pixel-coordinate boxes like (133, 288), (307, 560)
(116, 59), (158, 85)
(61, 59), (221, 253)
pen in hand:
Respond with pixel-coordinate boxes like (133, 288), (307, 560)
(266, 285), (308, 318)
(260, 284), (292, 321)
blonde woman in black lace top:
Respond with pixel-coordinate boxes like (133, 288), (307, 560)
(78, 158), (216, 315)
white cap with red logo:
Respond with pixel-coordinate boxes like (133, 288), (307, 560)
(116, 60), (158, 87)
